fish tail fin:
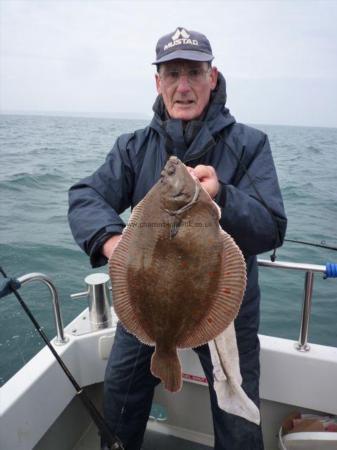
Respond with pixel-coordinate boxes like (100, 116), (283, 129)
(151, 348), (182, 392)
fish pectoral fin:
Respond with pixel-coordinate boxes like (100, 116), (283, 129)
(213, 377), (261, 426)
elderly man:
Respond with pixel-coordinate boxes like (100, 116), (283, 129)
(68, 27), (287, 450)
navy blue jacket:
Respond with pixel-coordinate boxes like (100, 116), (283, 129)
(68, 74), (287, 329)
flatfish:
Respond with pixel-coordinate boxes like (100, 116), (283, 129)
(109, 156), (246, 393)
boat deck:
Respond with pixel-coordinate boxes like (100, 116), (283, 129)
(74, 422), (212, 450)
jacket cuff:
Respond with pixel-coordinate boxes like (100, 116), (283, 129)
(214, 181), (227, 208)
(89, 225), (124, 268)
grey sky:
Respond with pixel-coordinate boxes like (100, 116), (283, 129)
(1, 0), (337, 127)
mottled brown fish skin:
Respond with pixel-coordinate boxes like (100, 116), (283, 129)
(110, 156), (246, 392)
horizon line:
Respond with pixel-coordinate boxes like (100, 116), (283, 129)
(1, 109), (336, 130)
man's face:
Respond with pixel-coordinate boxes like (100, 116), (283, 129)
(155, 60), (218, 121)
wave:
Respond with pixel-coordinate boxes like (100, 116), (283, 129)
(0, 172), (66, 191)
(306, 145), (322, 155)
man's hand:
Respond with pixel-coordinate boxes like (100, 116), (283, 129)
(102, 235), (122, 259)
(187, 165), (219, 199)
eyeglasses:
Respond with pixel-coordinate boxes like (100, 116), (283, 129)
(159, 67), (211, 86)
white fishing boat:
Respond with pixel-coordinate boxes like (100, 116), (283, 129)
(1, 259), (337, 450)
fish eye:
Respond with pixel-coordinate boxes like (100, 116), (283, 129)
(173, 191), (186, 198)
(167, 166), (176, 175)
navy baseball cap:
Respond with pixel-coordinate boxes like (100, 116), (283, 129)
(152, 27), (214, 65)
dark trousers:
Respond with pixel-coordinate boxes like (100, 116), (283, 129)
(102, 320), (264, 450)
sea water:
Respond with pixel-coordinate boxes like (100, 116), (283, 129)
(0, 114), (336, 385)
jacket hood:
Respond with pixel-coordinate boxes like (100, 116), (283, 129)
(150, 73), (236, 160)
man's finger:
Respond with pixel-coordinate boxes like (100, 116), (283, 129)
(193, 164), (216, 181)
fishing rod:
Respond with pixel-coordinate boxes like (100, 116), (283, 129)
(0, 266), (124, 450)
(284, 239), (337, 252)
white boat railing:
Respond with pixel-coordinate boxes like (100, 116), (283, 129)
(258, 259), (330, 352)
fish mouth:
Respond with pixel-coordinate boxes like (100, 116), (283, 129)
(161, 156), (181, 178)
(160, 156), (200, 214)
(160, 157), (195, 191)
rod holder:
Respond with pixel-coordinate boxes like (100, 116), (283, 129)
(71, 273), (112, 330)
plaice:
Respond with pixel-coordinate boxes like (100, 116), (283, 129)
(109, 156), (259, 424)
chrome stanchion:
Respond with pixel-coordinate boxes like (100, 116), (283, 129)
(295, 271), (314, 352)
(71, 273), (112, 330)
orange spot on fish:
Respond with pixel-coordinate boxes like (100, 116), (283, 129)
(208, 271), (217, 277)
(223, 288), (231, 294)
(207, 318), (213, 323)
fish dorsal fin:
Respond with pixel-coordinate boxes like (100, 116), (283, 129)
(178, 229), (246, 348)
(109, 197), (154, 345)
